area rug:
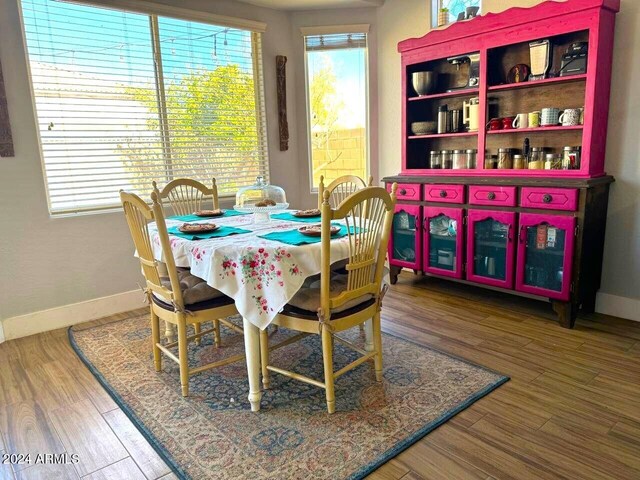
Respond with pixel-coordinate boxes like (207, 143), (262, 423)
(69, 314), (508, 480)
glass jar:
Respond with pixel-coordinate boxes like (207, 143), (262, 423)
(544, 153), (563, 170)
(466, 149), (477, 169)
(441, 150), (453, 169)
(484, 155), (497, 169)
(562, 146), (581, 170)
(528, 147), (545, 169)
(429, 150), (441, 169)
(513, 154), (526, 169)
(452, 149), (467, 169)
(497, 148), (513, 169)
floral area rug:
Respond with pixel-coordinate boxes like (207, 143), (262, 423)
(69, 314), (508, 480)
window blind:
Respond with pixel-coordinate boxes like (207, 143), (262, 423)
(21, 0), (269, 214)
(304, 32), (367, 52)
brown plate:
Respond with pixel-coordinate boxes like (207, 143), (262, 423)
(298, 224), (341, 237)
(178, 223), (219, 233)
(194, 209), (224, 217)
(293, 209), (321, 218)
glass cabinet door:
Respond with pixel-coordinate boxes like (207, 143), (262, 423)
(389, 204), (421, 270)
(516, 213), (576, 301)
(423, 206), (464, 279)
(466, 210), (516, 289)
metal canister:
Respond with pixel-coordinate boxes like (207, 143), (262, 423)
(466, 149), (477, 169)
(545, 153), (562, 170)
(429, 150), (442, 169)
(452, 149), (466, 169)
(441, 149), (453, 169)
(497, 148), (513, 169)
(513, 154), (526, 169)
(438, 105), (448, 134)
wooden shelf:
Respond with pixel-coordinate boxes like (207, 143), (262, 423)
(488, 74), (587, 92)
(487, 125), (583, 135)
(408, 132), (478, 140)
(408, 88), (479, 102)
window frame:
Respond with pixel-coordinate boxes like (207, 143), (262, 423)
(21, 0), (269, 216)
(301, 26), (371, 194)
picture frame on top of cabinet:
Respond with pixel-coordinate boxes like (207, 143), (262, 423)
(431, 0), (481, 28)
(0, 58), (15, 158)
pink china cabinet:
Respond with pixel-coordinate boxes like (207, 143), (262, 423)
(384, 0), (619, 328)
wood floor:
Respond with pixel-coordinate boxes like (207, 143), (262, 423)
(1, 275), (639, 480)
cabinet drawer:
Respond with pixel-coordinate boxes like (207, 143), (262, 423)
(520, 187), (578, 211)
(389, 183), (421, 201)
(469, 185), (517, 207)
(424, 184), (464, 204)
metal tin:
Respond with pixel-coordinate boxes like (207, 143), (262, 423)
(465, 149), (477, 169)
(441, 149), (453, 169)
(429, 150), (441, 169)
(452, 149), (466, 169)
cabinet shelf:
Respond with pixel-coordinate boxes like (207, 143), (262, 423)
(487, 125), (583, 135)
(488, 74), (587, 92)
(408, 132), (478, 140)
(408, 88), (479, 102)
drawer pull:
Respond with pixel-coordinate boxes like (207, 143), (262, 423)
(399, 188), (407, 195)
(543, 194), (553, 203)
(439, 190), (448, 198)
(487, 192), (496, 200)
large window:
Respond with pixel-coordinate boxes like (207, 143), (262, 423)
(21, 0), (268, 214)
(303, 30), (368, 190)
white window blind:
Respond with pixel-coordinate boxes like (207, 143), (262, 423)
(304, 32), (367, 52)
(21, 0), (269, 214)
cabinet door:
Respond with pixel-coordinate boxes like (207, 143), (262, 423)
(516, 213), (576, 301)
(423, 206), (464, 279)
(389, 204), (421, 270)
(466, 209), (516, 289)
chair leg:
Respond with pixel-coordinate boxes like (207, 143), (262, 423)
(177, 317), (190, 397)
(372, 312), (383, 382)
(194, 323), (202, 346)
(364, 318), (374, 352)
(150, 310), (162, 372)
(164, 320), (176, 343)
(214, 319), (221, 348)
(260, 328), (270, 389)
(321, 326), (335, 414)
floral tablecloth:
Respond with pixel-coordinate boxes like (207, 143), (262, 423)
(149, 212), (352, 330)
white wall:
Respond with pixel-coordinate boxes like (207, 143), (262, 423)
(0, 0), (299, 325)
(290, 7), (379, 209)
(376, 0), (640, 319)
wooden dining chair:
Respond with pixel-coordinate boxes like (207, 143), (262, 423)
(317, 174), (373, 209)
(260, 183), (397, 413)
(120, 190), (244, 397)
(152, 177), (219, 217)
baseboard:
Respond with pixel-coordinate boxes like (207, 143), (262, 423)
(595, 292), (640, 322)
(1, 290), (143, 342)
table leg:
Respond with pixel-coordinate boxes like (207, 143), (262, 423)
(243, 318), (262, 412)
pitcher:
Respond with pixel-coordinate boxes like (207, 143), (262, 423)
(463, 97), (480, 132)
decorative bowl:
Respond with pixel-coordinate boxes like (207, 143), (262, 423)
(411, 121), (437, 135)
(412, 71), (437, 96)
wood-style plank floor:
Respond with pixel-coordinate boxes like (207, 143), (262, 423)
(1, 275), (639, 479)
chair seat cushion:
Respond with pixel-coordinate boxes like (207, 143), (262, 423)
(287, 274), (374, 315)
(159, 268), (225, 305)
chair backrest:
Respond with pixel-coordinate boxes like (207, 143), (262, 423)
(318, 175), (373, 209)
(319, 183), (397, 316)
(152, 178), (219, 216)
(120, 190), (186, 309)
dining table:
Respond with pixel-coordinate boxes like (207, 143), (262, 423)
(148, 209), (363, 412)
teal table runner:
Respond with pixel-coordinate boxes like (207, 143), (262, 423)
(167, 225), (251, 241)
(271, 212), (321, 224)
(257, 225), (356, 246)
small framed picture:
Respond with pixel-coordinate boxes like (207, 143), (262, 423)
(432, 0), (482, 28)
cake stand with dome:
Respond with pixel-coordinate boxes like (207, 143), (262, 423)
(234, 176), (289, 224)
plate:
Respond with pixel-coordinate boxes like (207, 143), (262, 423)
(193, 209), (224, 217)
(298, 224), (341, 237)
(178, 223), (219, 233)
(293, 209), (321, 218)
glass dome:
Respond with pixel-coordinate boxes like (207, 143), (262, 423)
(234, 176), (288, 222)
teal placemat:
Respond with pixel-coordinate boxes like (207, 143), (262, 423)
(169, 210), (249, 223)
(271, 212), (322, 223)
(258, 225), (354, 246)
(167, 225), (251, 241)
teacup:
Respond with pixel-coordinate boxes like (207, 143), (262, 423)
(513, 113), (528, 129)
(541, 107), (560, 126)
(486, 118), (502, 131)
(502, 116), (515, 130)
(529, 111), (541, 128)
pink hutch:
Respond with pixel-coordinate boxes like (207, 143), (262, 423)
(383, 0), (619, 327)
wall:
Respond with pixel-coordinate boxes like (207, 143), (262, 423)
(291, 7), (378, 209)
(376, 0), (640, 320)
(0, 0), (299, 333)
(311, 127), (367, 187)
